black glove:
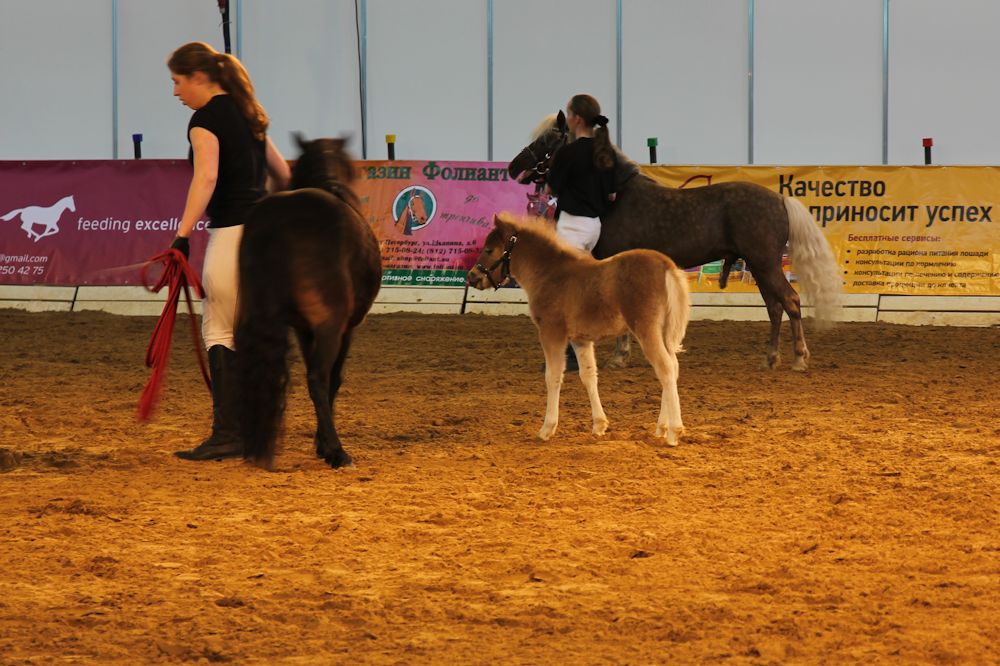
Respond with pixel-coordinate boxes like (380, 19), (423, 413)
(170, 235), (190, 260)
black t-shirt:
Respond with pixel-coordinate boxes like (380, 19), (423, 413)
(546, 137), (616, 218)
(188, 94), (266, 228)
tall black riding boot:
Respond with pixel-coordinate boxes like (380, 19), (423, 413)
(175, 345), (243, 461)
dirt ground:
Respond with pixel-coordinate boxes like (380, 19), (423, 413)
(0, 309), (997, 665)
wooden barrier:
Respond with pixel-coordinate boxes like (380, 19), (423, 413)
(1, 285), (998, 326)
(465, 287), (886, 323)
(0, 286), (76, 312)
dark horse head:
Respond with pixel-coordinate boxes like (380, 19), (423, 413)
(507, 110), (569, 185)
(290, 132), (358, 202)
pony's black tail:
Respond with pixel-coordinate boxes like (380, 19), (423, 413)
(236, 241), (291, 467)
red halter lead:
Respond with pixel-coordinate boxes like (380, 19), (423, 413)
(137, 248), (211, 421)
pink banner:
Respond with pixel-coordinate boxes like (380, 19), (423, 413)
(1, 159), (535, 287)
(0, 160), (207, 286)
(357, 160), (528, 286)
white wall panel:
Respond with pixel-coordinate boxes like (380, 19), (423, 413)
(365, 0), (487, 160)
(888, 0), (1000, 165)
(3, 2), (1000, 166)
(754, 0), (883, 165)
(241, 0), (362, 160)
(0, 0), (113, 159)
(622, 0), (748, 165)
(493, 0), (616, 165)
(116, 0), (224, 158)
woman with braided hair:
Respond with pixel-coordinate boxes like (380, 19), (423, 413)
(166, 41), (291, 461)
(545, 93), (618, 370)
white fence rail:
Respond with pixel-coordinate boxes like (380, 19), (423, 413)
(2, 285), (998, 326)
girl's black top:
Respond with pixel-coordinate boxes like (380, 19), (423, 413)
(188, 94), (266, 228)
(546, 137), (616, 218)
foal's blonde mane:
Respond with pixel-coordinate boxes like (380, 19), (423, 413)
(496, 213), (589, 259)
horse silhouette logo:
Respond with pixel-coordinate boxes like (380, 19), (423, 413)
(392, 186), (436, 235)
(1, 195), (76, 242)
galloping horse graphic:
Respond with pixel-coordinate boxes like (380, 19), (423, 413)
(1, 195), (76, 242)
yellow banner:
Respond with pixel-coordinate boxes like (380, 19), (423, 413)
(642, 165), (1000, 295)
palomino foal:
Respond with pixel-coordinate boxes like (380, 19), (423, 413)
(468, 214), (691, 444)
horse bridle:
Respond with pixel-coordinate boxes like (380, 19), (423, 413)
(473, 233), (518, 290)
(521, 129), (568, 184)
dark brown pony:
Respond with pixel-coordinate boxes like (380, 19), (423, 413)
(509, 112), (842, 371)
(236, 135), (382, 468)
(468, 213), (690, 445)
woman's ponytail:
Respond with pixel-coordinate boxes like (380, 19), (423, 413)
(215, 52), (269, 141)
(168, 42), (269, 141)
(567, 94), (615, 171)
(592, 117), (615, 171)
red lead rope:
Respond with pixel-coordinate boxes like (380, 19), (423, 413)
(137, 248), (211, 421)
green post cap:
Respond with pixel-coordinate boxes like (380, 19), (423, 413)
(646, 137), (658, 147)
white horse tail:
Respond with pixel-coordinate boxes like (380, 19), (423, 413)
(784, 196), (843, 326)
(663, 265), (691, 354)
(1, 208), (22, 222)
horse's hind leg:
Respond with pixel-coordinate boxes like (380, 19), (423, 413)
(21, 221), (38, 241)
(758, 287), (785, 370)
(298, 323), (353, 468)
(308, 329), (353, 458)
(572, 341), (608, 436)
(605, 334), (631, 369)
(633, 330), (683, 445)
(756, 268), (809, 371)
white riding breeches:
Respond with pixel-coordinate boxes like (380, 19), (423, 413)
(201, 224), (243, 351)
(555, 212), (601, 253)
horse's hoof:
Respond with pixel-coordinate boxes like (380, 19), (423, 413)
(538, 424), (556, 441)
(592, 420), (609, 436)
(655, 425), (683, 445)
(323, 450), (353, 469)
(791, 359), (809, 372)
(763, 355), (780, 370)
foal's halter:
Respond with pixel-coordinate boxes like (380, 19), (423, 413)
(474, 234), (518, 290)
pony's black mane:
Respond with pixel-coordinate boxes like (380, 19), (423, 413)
(291, 140), (361, 210)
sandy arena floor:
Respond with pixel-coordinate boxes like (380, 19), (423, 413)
(0, 309), (997, 664)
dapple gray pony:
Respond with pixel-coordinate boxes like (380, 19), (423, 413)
(509, 111), (841, 371)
